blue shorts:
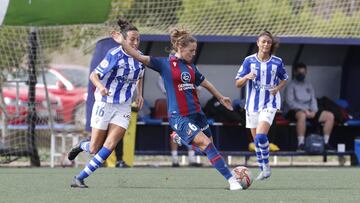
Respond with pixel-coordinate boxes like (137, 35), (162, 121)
(169, 112), (212, 145)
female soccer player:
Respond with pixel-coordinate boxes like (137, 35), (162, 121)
(235, 31), (288, 180)
(113, 27), (242, 190)
(70, 19), (144, 188)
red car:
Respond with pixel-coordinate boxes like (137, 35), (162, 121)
(36, 64), (88, 127)
(2, 86), (61, 125)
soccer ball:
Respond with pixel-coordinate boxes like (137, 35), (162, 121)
(231, 166), (253, 189)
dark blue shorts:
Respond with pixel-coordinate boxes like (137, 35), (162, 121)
(169, 112), (212, 145)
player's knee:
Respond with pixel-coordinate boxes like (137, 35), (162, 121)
(322, 111), (335, 122)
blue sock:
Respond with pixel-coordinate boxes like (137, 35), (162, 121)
(203, 143), (232, 180)
(255, 133), (270, 169)
(80, 141), (90, 153)
(76, 146), (112, 180)
(254, 140), (263, 171)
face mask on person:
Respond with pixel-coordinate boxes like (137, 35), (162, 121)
(295, 74), (305, 82)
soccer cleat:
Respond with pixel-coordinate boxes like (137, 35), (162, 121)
(116, 160), (130, 168)
(70, 176), (88, 188)
(172, 162), (180, 167)
(256, 169), (271, 181)
(189, 162), (203, 167)
(297, 143), (305, 152)
(68, 136), (90, 161)
(228, 176), (243, 190)
(170, 132), (182, 146)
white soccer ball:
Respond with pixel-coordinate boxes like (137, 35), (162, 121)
(231, 166), (253, 189)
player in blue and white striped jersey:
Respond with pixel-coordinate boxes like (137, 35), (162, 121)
(235, 31), (288, 181)
(70, 19), (144, 188)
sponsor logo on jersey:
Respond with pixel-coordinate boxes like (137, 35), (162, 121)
(116, 75), (138, 84)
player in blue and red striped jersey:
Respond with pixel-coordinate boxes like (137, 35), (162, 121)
(113, 27), (242, 190)
(69, 19), (144, 188)
(235, 31), (288, 181)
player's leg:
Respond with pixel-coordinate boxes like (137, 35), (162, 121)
(72, 124), (126, 188)
(170, 138), (180, 167)
(246, 111), (264, 173)
(192, 132), (241, 190)
(255, 108), (277, 181)
(318, 110), (335, 149)
(295, 110), (307, 150)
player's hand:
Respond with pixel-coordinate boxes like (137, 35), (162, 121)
(219, 96), (234, 111)
(135, 95), (144, 110)
(111, 31), (124, 44)
(245, 72), (256, 80)
(269, 86), (279, 96)
(99, 87), (110, 96)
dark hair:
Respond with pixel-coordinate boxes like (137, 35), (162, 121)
(169, 27), (197, 53)
(258, 30), (279, 55)
(117, 19), (138, 38)
(293, 62), (307, 71)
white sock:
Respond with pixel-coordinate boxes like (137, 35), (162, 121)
(171, 151), (178, 163)
(188, 150), (196, 163)
(298, 135), (305, 146)
(324, 134), (330, 144)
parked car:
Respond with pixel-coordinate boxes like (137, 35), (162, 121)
(2, 86), (61, 125)
(36, 64), (88, 128)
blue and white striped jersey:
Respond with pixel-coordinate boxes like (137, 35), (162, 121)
(235, 54), (288, 112)
(94, 46), (144, 104)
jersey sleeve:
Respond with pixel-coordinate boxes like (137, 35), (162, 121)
(194, 65), (205, 86)
(149, 56), (164, 73)
(94, 50), (118, 80)
(235, 58), (250, 80)
(277, 61), (288, 80)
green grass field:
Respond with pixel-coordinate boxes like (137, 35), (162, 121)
(1, 167), (359, 203)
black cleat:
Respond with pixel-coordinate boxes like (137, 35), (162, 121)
(297, 144), (305, 152)
(189, 162), (203, 167)
(68, 136), (90, 161)
(172, 162), (180, 167)
(116, 160), (130, 168)
(70, 176), (88, 188)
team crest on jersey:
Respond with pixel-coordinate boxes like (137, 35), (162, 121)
(181, 72), (191, 83)
(100, 60), (109, 68)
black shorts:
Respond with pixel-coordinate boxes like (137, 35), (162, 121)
(285, 109), (322, 124)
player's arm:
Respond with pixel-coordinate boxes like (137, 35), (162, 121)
(135, 77), (144, 110)
(111, 31), (150, 66)
(235, 62), (255, 88)
(200, 79), (233, 111)
(90, 72), (110, 96)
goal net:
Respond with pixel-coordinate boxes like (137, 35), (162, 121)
(1, 0), (360, 167)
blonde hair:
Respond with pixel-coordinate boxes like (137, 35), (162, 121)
(170, 27), (197, 53)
